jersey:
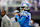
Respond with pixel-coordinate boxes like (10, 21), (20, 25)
(15, 11), (31, 27)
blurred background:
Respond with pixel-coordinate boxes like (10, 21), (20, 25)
(0, 0), (40, 27)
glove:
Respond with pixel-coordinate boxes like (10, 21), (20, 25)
(15, 18), (17, 22)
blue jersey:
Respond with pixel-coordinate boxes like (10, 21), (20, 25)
(15, 11), (31, 27)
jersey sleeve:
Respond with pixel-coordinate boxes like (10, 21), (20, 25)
(28, 13), (31, 21)
(28, 13), (31, 26)
(17, 16), (26, 25)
